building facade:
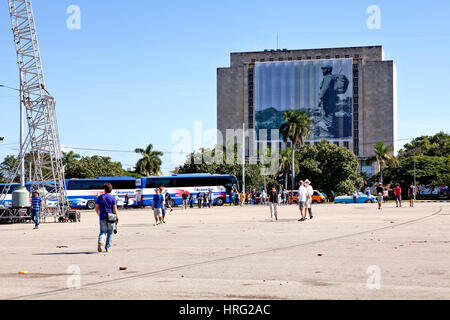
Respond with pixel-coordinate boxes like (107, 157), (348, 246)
(217, 46), (397, 175)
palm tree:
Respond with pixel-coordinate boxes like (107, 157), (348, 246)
(368, 141), (397, 184)
(280, 110), (312, 191)
(279, 148), (298, 190)
(135, 144), (164, 176)
(62, 150), (80, 167)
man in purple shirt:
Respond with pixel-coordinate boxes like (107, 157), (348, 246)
(95, 183), (119, 253)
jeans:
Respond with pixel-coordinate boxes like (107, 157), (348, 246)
(98, 219), (115, 250)
(30, 209), (40, 227)
(269, 202), (278, 220)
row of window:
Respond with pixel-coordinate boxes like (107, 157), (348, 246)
(250, 54), (360, 63)
(67, 180), (135, 191)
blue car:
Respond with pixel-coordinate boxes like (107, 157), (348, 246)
(334, 193), (376, 204)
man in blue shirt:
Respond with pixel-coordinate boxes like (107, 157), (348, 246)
(95, 183), (118, 253)
(152, 188), (164, 226)
(30, 190), (42, 230)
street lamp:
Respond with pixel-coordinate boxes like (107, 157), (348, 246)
(0, 82), (25, 187)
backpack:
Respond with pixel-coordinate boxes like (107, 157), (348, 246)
(333, 74), (349, 94)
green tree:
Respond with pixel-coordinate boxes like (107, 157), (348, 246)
(383, 155), (450, 191)
(0, 155), (18, 183)
(135, 144), (164, 176)
(368, 141), (397, 184)
(278, 147), (298, 190)
(295, 141), (363, 197)
(400, 132), (450, 158)
(64, 156), (128, 179)
(280, 110), (312, 191)
(62, 150), (81, 167)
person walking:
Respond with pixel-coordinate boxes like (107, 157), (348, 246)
(268, 185), (279, 222)
(394, 185), (402, 207)
(30, 190), (42, 230)
(95, 183), (119, 252)
(376, 183), (384, 210)
(305, 179), (314, 219)
(297, 181), (308, 221)
(152, 188), (164, 226)
(182, 191), (188, 209)
(408, 182), (416, 207)
(160, 186), (168, 223)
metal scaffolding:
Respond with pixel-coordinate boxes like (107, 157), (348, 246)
(0, 0), (69, 221)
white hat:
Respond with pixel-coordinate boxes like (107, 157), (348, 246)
(305, 179), (311, 184)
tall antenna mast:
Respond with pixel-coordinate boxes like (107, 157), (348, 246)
(0, 0), (68, 220)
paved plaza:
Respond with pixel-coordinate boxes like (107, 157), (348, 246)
(0, 202), (449, 300)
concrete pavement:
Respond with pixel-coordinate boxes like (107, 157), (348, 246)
(0, 202), (449, 300)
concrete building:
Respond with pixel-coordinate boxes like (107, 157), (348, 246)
(217, 45), (397, 175)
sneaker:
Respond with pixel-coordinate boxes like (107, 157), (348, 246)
(310, 216), (313, 219)
(153, 223), (159, 227)
(106, 248), (111, 253)
(97, 243), (103, 253)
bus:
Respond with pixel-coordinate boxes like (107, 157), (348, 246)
(135, 174), (239, 207)
(0, 182), (57, 208)
(65, 177), (137, 209)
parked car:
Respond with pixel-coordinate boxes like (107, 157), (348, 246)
(334, 193), (376, 204)
(289, 190), (327, 204)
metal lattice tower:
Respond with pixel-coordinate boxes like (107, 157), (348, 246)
(0, 0), (68, 219)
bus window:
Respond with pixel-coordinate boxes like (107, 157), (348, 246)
(146, 178), (174, 189)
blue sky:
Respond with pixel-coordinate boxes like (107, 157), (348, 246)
(0, 0), (449, 174)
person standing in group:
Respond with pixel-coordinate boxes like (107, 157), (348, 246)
(280, 190), (286, 205)
(383, 188), (389, 203)
(197, 192), (203, 209)
(152, 188), (164, 226)
(189, 193), (194, 208)
(124, 193), (129, 209)
(376, 183), (384, 210)
(245, 191), (249, 205)
(182, 191), (188, 210)
(252, 190), (256, 205)
(305, 179), (314, 219)
(408, 182), (416, 207)
(95, 183), (119, 252)
(268, 185), (279, 222)
(234, 191), (240, 206)
(160, 186), (168, 223)
(365, 186), (371, 198)
(353, 190), (358, 204)
(30, 190), (42, 230)
(208, 190), (213, 208)
(394, 184), (402, 208)
(229, 190), (234, 206)
(297, 181), (308, 221)
(240, 191), (245, 207)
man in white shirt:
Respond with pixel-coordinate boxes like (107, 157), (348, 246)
(297, 181), (308, 221)
(305, 179), (314, 220)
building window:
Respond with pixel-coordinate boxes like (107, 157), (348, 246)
(334, 142), (339, 146)
(335, 55), (340, 58)
(269, 58), (274, 61)
(297, 56), (302, 60)
(355, 54), (359, 58)
(316, 56), (321, 59)
(260, 59), (265, 62)
(345, 55), (350, 58)
(251, 59), (256, 63)
(326, 55), (330, 59)
(288, 57), (293, 61)
(306, 56), (311, 60)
